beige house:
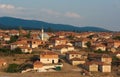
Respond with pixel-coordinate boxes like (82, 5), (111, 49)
(66, 51), (83, 60)
(52, 45), (74, 54)
(27, 39), (43, 48)
(3, 35), (10, 41)
(94, 44), (106, 51)
(114, 52), (120, 59)
(70, 58), (85, 66)
(114, 40), (120, 48)
(50, 38), (67, 46)
(101, 54), (112, 64)
(9, 30), (19, 36)
(84, 61), (100, 72)
(40, 51), (59, 64)
(10, 40), (29, 50)
(19, 46), (32, 53)
(99, 64), (111, 72)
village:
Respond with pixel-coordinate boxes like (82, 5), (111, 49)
(0, 29), (120, 77)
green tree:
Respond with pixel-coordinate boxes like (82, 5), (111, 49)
(113, 36), (120, 40)
(8, 35), (19, 43)
(87, 35), (94, 39)
(6, 63), (19, 73)
(24, 30), (31, 38)
(12, 47), (23, 54)
(85, 41), (91, 48)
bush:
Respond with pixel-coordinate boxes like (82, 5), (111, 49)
(55, 66), (61, 71)
(6, 63), (19, 73)
(11, 47), (23, 54)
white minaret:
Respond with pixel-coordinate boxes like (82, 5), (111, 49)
(41, 28), (44, 41)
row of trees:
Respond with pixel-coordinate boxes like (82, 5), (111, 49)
(0, 47), (23, 56)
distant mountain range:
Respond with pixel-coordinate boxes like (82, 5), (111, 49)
(0, 16), (110, 32)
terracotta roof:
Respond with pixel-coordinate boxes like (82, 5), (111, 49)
(52, 45), (72, 49)
(41, 51), (58, 55)
(102, 54), (111, 58)
(0, 59), (6, 63)
(40, 51), (58, 58)
(33, 61), (43, 68)
(66, 51), (81, 55)
(84, 61), (103, 65)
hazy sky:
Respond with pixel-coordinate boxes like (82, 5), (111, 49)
(0, 0), (120, 31)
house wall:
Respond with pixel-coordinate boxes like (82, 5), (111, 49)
(69, 54), (81, 60)
(21, 49), (32, 53)
(82, 41), (87, 48)
(11, 44), (23, 50)
(4, 38), (10, 41)
(116, 54), (120, 59)
(31, 44), (38, 48)
(72, 60), (85, 66)
(89, 64), (98, 72)
(101, 58), (112, 64)
(40, 58), (58, 64)
(96, 47), (106, 51)
(75, 42), (82, 47)
(67, 47), (74, 51)
(61, 48), (68, 54)
(99, 65), (111, 72)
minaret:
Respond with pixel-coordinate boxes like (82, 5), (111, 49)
(41, 28), (44, 41)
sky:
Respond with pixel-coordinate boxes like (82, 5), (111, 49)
(0, 0), (120, 31)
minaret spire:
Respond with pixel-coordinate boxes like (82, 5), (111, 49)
(41, 27), (44, 41)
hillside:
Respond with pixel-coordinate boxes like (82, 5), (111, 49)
(0, 17), (109, 32)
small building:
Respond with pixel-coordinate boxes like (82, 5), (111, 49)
(101, 54), (112, 64)
(84, 61), (100, 72)
(114, 51), (120, 59)
(99, 63), (111, 72)
(19, 46), (32, 53)
(70, 58), (85, 66)
(50, 38), (68, 46)
(94, 44), (106, 51)
(33, 61), (43, 70)
(27, 39), (43, 48)
(3, 35), (10, 41)
(66, 51), (84, 60)
(114, 40), (120, 48)
(52, 45), (74, 54)
(40, 51), (59, 64)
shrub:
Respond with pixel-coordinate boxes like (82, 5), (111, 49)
(6, 63), (19, 73)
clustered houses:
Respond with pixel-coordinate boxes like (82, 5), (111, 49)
(0, 29), (51, 53)
(83, 54), (112, 72)
(66, 51), (87, 66)
(0, 29), (120, 73)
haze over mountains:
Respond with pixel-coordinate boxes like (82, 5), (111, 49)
(0, 17), (109, 32)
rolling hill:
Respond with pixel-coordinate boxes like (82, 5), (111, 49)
(0, 16), (110, 32)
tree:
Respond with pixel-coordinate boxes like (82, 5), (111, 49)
(87, 35), (94, 39)
(85, 41), (91, 48)
(12, 47), (23, 54)
(8, 35), (19, 43)
(24, 30), (31, 38)
(113, 36), (120, 40)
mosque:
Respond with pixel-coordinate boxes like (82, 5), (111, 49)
(39, 28), (50, 41)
